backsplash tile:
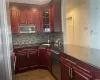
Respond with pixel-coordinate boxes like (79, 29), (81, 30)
(12, 32), (63, 46)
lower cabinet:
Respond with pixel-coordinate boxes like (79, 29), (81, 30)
(28, 50), (39, 68)
(39, 48), (51, 70)
(73, 67), (92, 80)
(15, 52), (28, 72)
(60, 59), (71, 80)
(60, 53), (93, 80)
(15, 48), (51, 73)
(39, 48), (47, 66)
(46, 49), (52, 70)
(91, 66), (100, 80)
(15, 48), (38, 73)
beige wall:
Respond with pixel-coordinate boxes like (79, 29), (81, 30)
(62, 0), (100, 67)
(66, 0), (90, 47)
(62, 0), (90, 61)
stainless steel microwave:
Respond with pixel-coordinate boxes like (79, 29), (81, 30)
(19, 25), (36, 33)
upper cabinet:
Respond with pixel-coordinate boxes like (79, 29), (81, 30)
(42, 9), (52, 32)
(10, 1), (62, 34)
(42, 0), (62, 32)
(27, 9), (35, 25)
(10, 8), (20, 34)
(10, 6), (43, 34)
(50, 7), (54, 32)
(19, 9), (27, 25)
(34, 10), (43, 32)
(52, 0), (62, 32)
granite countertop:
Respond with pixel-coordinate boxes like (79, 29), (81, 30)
(13, 44), (40, 49)
(13, 42), (64, 51)
(62, 44), (100, 69)
(13, 43), (100, 69)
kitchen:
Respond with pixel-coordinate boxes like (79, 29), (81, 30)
(1, 0), (100, 80)
(10, 0), (62, 80)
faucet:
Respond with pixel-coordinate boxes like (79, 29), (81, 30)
(47, 35), (50, 44)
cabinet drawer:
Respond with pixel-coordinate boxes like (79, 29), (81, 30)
(72, 58), (92, 75)
(73, 66), (93, 79)
(60, 53), (92, 78)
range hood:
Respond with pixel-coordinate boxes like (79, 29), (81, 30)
(9, 0), (51, 5)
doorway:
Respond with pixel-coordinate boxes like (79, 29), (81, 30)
(66, 16), (74, 45)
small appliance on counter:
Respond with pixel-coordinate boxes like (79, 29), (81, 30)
(43, 24), (50, 32)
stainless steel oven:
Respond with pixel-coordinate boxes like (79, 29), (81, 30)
(51, 49), (61, 80)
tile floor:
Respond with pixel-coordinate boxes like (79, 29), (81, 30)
(14, 69), (56, 80)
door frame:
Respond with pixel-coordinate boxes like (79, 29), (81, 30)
(0, 0), (13, 80)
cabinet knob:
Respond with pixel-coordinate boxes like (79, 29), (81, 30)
(27, 53), (29, 58)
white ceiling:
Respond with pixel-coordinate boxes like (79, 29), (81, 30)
(9, 0), (51, 5)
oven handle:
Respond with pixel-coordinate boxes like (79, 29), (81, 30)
(51, 50), (59, 54)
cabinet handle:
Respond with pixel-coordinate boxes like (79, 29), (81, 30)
(69, 67), (71, 77)
(71, 68), (73, 78)
(27, 53), (29, 58)
(26, 20), (29, 24)
(26, 20), (27, 24)
(14, 56), (16, 70)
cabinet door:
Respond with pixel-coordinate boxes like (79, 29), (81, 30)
(46, 49), (51, 70)
(91, 67), (100, 80)
(60, 59), (71, 80)
(53, 0), (62, 32)
(73, 67), (92, 80)
(49, 8), (54, 32)
(19, 9), (27, 25)
(10, 9), (19, 33)
(15, 53), (28, 72)
(34, 10), (43, 32)
(28, 50), (39, 68)
(27, 10), (35, 25)
(39, 48), (47, 67)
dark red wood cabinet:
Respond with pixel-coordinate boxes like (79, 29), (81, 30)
(10, 2), (62, 33)
(10, 7), (43, 33)
(10, 8), (19, 34)
(15, 48), (38, 73)
(39, 48), (51, 70)
(15, 48), (51, 73)
(91, 66), (100, 80)
(39, 48), (47, 66)
(73, 66), (92, 80)
(19, 9), (27, 25)
(49, 8), (54, 32)
(27, 9), (35, 25)
(18, 8), (43, 31)
(34, 10), (43, 32)
(60, 59), (71, 80)
(15, 51), (28, 72)
(28, 49), (39, 68)
(60, 53), (93, 80)
(46, 48), (52, 70)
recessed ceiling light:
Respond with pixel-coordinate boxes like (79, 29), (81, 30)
(46, 12), (49, 13)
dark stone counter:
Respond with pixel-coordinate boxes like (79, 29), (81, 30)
(13, 43), (100, 69)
